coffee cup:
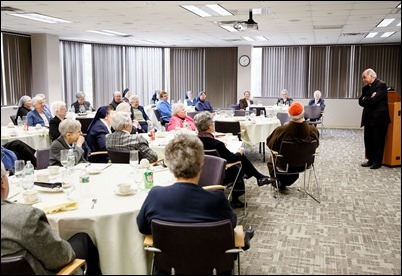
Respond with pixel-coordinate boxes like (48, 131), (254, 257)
(23, 190), (39, 204)
(48, 165), (60, 175)
(35, 124), (42, 129)
(140, 159), (150, 169)
(36, 172), (50, 182)
(118, 183), (131, 194)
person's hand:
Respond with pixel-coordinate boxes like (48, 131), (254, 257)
(76, 135), (85, 147)
(237, 147), (245, 155)
(371, 92), (377, 98)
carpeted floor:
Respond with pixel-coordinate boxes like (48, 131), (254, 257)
(236, 128), (401, 275)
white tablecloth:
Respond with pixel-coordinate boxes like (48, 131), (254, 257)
(1, 126), (51, 149)
(9, 164), (174, 275)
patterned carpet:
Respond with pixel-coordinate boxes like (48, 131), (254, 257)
(236, 128), (401, 275)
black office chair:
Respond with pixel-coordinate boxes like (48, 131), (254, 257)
(107, 149), (130, 164)
(214, 121), (242, 141)
(144, 219), (244, 275)
(10, 115), (18, 125)
(153, 108), (169, 128)
(186, 111), (199, 119)
(271, 140), (320, 203)
(276, 112), (290, 126)
(249, 106), (266, 116)
(304, 105), (325, 135)
(36, 148), (50, 170)
(1, 255), (86, 275)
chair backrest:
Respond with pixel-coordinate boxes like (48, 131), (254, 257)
(76, 117), (93, 134)
(10, 115), (18, 126)
(1, 255), (36, 275)
(230, 104), (240, 110)
(151, 219), (235, 275)
(36, 148), (50, 169)
(153, 108), (166, 126)
(107, 149), (130, 163)
(198, 154), (226, 187)
(214, 121), (241, 138)
(303, 105), (323, 121)
(186, 111), (199, 119)
(204, 149), (220, 157)
(233, 110), (246, 117)
(276, 140), (318, 172)
(276, 112), (290, 126)
(249, 106), (265, 116)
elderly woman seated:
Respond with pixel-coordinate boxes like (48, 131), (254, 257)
(49, 119), (88, 166)
(166, 102), (196, 131)
(106, 111), (158, 163)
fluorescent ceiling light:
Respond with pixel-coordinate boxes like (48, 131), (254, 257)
(88, 30), (130, 37)
(365, 32), (378, 38)
(377, 18), (395, 27)
(398, 3), (401, 8)
(181, 4), (233, 17)
(397, 22), (401, 27)
(205, 4), (232, 16)
(381, 32), (395, 37)
(255, 36), (268, 41)
(181, 5), (211, 17)
(9, 12), (71, 24)
(242, 36), (254, 41)
(220, 25), (238, 32)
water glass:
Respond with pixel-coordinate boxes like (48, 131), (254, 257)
(62, 170), (75, 200)
(60, 149), (69, 168)
(130, 150), (139, 174)
(14, 160), (25, 186)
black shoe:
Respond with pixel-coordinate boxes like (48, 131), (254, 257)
(370, 163), (382, 169)
(230, 200), (245, 209)
(242, 226), (255, 251)
(361, 161), (373, 167)
(257, 176), (276, 186)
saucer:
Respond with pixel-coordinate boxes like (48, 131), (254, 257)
(114, 189), (135, 196)
(35, 186), (63, 193)
(87, 168), (101, 175)
(24, 198), (40, 205)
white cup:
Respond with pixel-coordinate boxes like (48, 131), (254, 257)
(35, 124), (42, 129)
(118, 183), (131, 194)
(140, 159), (150, 169)
(23, 190), (39, 204)
(36, 172), (50, 182)
(48, 166), (60, 175)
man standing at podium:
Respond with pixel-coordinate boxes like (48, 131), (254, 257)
(358, 68), (390, 169)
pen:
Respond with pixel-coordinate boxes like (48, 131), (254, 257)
(101, 163), (112, 171)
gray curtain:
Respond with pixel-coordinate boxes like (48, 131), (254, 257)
(124, 46), (164, 105)
(1, 32), (32, 106)
(60, 41), (84, 107)
(92, 44), (123, 108)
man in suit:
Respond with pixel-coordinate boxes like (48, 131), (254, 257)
(266, 102), (319, 189)
(358, 68), (390, 169)
(308, 90), (326, 111)
(238, 91), (254, 110)
(276, 89), (293, 106)
(1, 162), (102, 275)
(105, 111), (158, 163)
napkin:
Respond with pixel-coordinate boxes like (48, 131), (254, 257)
(33, 200), (78, 214)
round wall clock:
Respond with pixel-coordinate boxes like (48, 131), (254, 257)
(239, 55), (250, 67)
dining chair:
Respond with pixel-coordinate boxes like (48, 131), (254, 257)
(36, 148), (50, 169)
(276, 112), (290, 126)
(304, 105), (325, 135)
(214, 121), (242, 141)
(186, 111), (199, 119)
(10, 115), (18, 125)
(106, 149), (130, 163)
(270, 139), (320, 203)
(144, 219), (244, 275)
(1, 255), (87, 275)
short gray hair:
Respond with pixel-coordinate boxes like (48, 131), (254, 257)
(59, 119), (81, 136)
(110, 111), (132, 131)
(363, 68), (377, 78)
(31, 96), (44, 106)
(116, 102), (131, 113)
(313, 90), (322, 97)
(172, 102), (186, 115)
(165, 133), (204, 179)
(51, 101), (66, 115)
(129, 95), (140, 103)
(194, 111), (213, 132)
(76, 92), (86, 99)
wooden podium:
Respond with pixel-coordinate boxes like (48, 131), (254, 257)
(383, 91), (401, 166)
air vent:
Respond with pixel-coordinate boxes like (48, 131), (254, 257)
(1, 6), (22, 12)
(313, 25), (343, 30)
(342, 33), (364, 37)
(224, 39), (243, 42)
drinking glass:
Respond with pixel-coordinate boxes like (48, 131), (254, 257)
(14, 160), (25, 186)
(130, 150), (139, 172)
(60, 149), (69, 169)
(62, 170), (75, 200)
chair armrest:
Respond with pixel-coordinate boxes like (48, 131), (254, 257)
(57, 259), (86, 275)
(271, 150), (279, 156)
(226, 161), (242, 169)
(144, 235), (153, 247)
(234, 225), (244, 247)
(202, 185), (225, 191)
(88, 151), (108, 156)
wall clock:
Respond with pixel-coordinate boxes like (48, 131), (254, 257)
(239, 55), (250, 67)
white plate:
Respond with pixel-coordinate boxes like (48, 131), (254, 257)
(24, 198), (41, 205)
(35, 186), (63, 193)
(114, 189), (135, 196)
(87, 169), (101, 175)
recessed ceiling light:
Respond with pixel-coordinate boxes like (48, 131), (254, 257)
(9, 12), (71, 24)
(205, 4), (232, 16)
(242, 36), (254, 41)
(181, 5), (211, 17)
(220, 25), (238, 32)
(87, 30), (130, 37)
(255, 36), (268, 41)
(181, 4), (233, 17)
